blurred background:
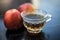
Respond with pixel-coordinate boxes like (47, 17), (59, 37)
(0, 0), (31, 17)
(0, 0), (60, 40)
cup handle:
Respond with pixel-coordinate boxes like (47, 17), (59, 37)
(45, 14), (52, 22)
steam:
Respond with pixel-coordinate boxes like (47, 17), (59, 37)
(32, 0), (40, 9)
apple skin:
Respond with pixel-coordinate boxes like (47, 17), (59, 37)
(4, 9), (23, 30)
(18, 3), (35, 12)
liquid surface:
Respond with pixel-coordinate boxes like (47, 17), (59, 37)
(25, 14), (44, 19)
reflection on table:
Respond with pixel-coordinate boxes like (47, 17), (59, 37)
(6, 29), (49, 40)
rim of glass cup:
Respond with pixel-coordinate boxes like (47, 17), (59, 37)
(21, 9), (49, 21)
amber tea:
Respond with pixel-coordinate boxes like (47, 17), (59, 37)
(21, 10), (52, 33)
(23, 14), (46, 33)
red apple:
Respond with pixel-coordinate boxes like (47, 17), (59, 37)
(18, 3), (35, 12)
(4, 9), (23, 30)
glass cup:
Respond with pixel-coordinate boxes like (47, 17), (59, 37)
(21, 9), (52, 33)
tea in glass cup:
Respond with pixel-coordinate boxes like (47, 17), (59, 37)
(21, 9), (52, 33)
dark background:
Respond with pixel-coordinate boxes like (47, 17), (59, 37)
(0, 0), (60, 40)
(0, 0), (31, 17)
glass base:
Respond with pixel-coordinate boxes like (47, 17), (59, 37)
(27, 28), (42, 34)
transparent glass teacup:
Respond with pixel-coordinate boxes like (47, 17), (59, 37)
(21, 9), (52, 33)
